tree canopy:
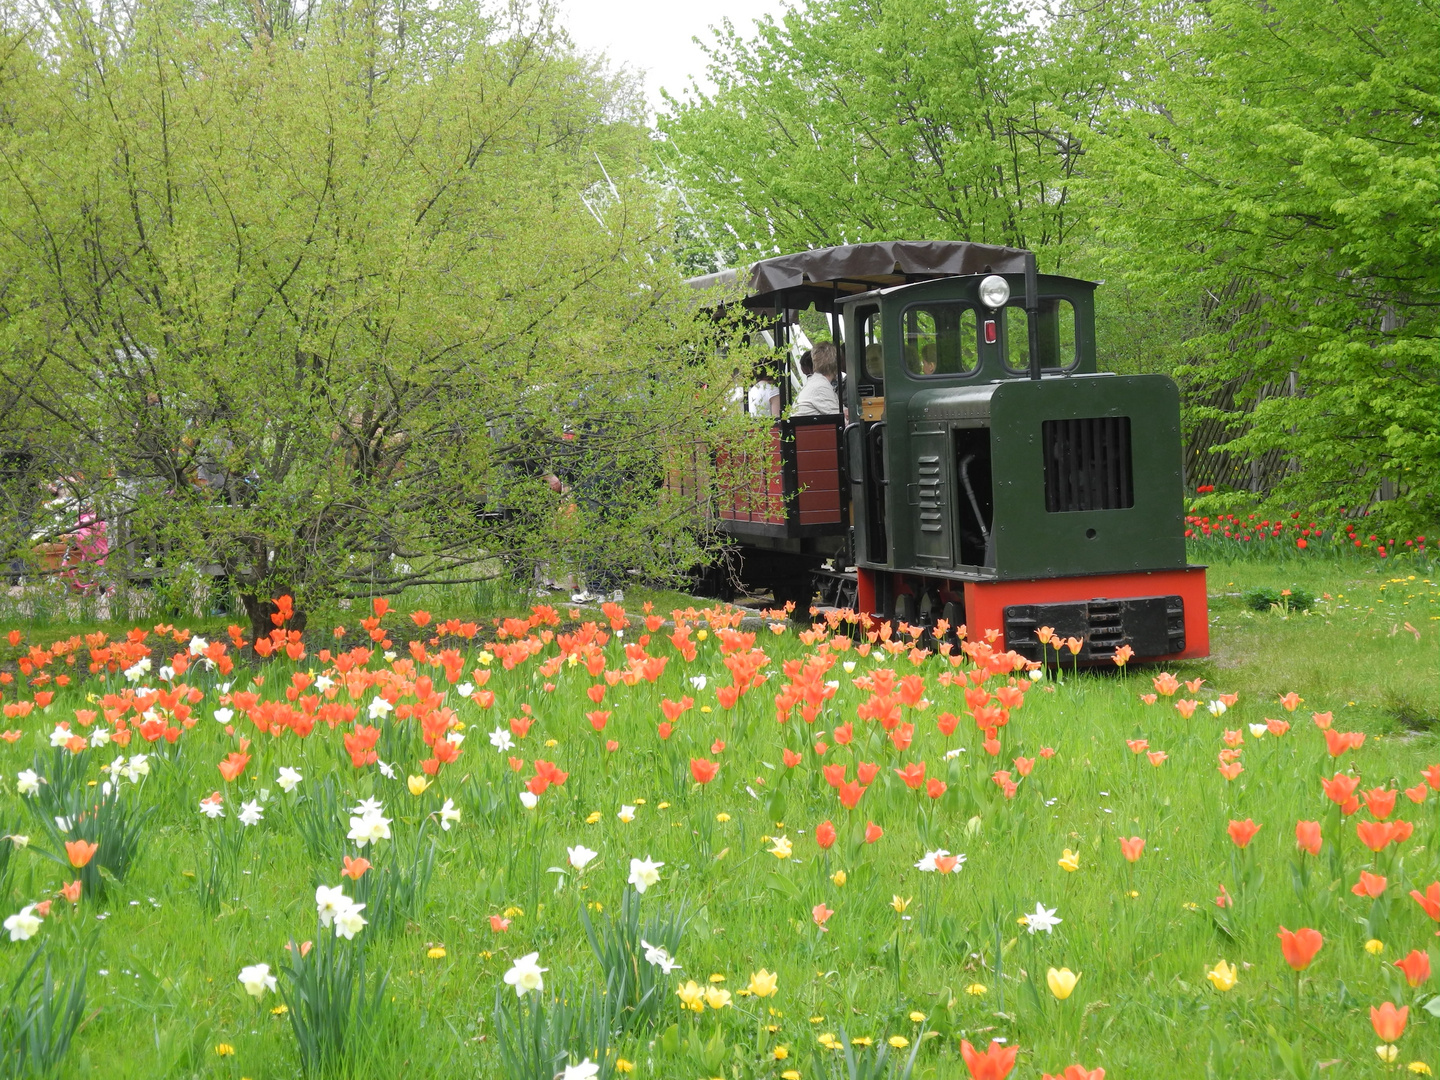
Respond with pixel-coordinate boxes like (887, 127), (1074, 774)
(0, 0), (754, 615)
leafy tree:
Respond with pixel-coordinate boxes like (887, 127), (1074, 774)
(658, 0), (1112, 272)
(0, 0), (755, 629)
(1087, 0), (1439, 530)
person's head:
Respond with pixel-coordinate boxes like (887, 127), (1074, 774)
(800, 350), (813, 376)
(812, 341), (838, 380)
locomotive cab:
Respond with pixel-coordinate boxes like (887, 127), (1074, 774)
(685, 240), (1208, 663)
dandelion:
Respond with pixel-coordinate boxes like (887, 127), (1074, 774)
(427, 947), (446, 959)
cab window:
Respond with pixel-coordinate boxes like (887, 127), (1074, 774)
(1004, 298), (1079, 373)
(903, 301), (977, 377)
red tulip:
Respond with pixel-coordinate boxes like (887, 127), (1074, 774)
(894, 762), (926, 789)
(782, 748), (803, 768)
(1356, 820), (1396, 852)
(856, 761), (879, 785)
(1350, 870), (1387, 898)
(926, 778), (948, 799)
(864, 821), (883, 844)
(838, 781), (866, 809)
(1320, 772), (1360, 805)
(1119, 837), (1145, 863)
(1362, 787), (1396, 820)
(1412, 881), (1440, 922)
(815, 820), (837, 849)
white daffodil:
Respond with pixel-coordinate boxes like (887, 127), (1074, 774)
(561, 1060), (600, 1080)
(123, 657), (151, 682)
(199, 797), (225, 819)
(438, 798), (461, 830)
(237, 962), (277, 999)
(347, 811), (391, 847)
(1025, 902), (1062, 935)
(351, 798), (384, 816)
(49, 726), (73, 748)
(567, 845), (598, 871)
(366, 696), (394, 721)
(914, 848), (951, 872)
(333, 900), (367, 940)
(238, 800), (264, 827)
(314, 675), (334, 693)
(445, 730), (464, 746)
(121, 755), (150, 782)
(88, 728), (111, 749)
(641, 939), (681, 974)
(276, 767), (303, 793)
(4, 905), (42, 942)
(376, 759), (397, 780)
(316, 885), (350, 927)
(503, 952), (546, 997)
(6, 836), (28, 849)
(188, 635), (209, 656)
(489, 727), (515, 753)
(16, 770), (40, 796)
(628, 856), (663, 894)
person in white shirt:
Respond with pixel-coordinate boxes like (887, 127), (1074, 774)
(748, 372), (781, 417)
(790, 341), (841, 416)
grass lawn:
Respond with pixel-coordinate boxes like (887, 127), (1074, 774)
(0, 550), (1435, 1079)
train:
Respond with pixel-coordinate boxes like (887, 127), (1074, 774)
(686, 240), (1208, 664)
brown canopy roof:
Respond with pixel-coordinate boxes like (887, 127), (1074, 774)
(686, 240), (1031, 312)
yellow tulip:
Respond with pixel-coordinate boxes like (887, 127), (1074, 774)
(703, 986), (732, 1010)
(831, 870), (847, 886)
(890, 895), (911, 914)
(1058, 848), (1080, 872)
(676, 981), (705, 1012)
(747, 969), (779, 998)
(407, 774), (431, 796)
(1377, 1046), (1399, 1064)
(769, 836), (793, 859)
(1205, 959), (1237, 992)
(1047, 967), (1080, 1000)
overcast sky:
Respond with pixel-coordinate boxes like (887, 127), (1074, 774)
(558, 0), (787, 116)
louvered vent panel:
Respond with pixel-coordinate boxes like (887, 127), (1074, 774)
(1042, 417), (1135, 513)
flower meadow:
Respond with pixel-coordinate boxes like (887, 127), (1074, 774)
(0, 599), (1436, 1080)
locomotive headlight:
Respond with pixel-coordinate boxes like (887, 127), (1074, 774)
(979, 274), (1011, 310)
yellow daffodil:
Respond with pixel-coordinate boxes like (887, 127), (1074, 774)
(1058, 848), (1080, 872)
(1205, 959), (1237, 992)
(407, 774), (431, 796)
(1047, 967), (1080, 1000)
(831, 870), (847, 886)
(769, 836), (793, 859)
(747, 970), (779, 998)
(890, 895), (911, 914)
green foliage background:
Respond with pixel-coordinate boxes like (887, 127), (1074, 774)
(660, 0), (1439, 532)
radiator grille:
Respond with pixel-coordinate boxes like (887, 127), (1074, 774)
(1042, 416), (1134, 513)
(917, 454), (942, 534)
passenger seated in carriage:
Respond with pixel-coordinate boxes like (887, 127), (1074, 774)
(790, 341), (840, 417)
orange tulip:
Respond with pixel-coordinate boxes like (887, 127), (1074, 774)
(341, 856), (371, 880)
(1311, 710), (1332, 729)
(1412, 881), (1440, 922)
(838, 781), (867, 809)
(217, 751), (250, 782)
(1356, 819), (1396, 853)
(811, 902), (833, 930)
(1295, 820), (1322, 856)
(1320, 772), (1360, 806)
(1362, 787), (1396, 820)
(961, 1039), (1018, 1080)
(1277, 926), (1323, 971)
(1147, 751), (1168, 766)
(1323, 729), (1352, 757)
(1174, 699), (1198, 718)
(1423, 763), (1440, 790)
(1152, 672), (1179, 697)
(1126, 739), (1148, 754)
(926, 778), (948, 799)
(1119, 837), (1145, 863)
(1403, 783), (1429, 804)
(65, 839), (98, 868)
(1350, 870), (1387, 898)
(1370, 1001), (1407, 1043)
(815, 821), (837, 849)
(1394, 950), (1430, 988)
(59, 880), (81, 903)
(856, 762), (880, 785)
(894, 762), (926, 789)
(1227, 819), (1261, 848)
(689, 758), (719, 785)
(1218, 761), (1244, 781)
(864, 821), (883, 844)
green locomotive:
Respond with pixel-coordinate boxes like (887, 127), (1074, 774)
(688, 240), (1208, 663)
